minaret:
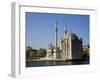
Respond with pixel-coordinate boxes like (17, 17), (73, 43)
(60, 37), (62, 50)
(54, 22), (58, 59)
(64, 24), (67, 36)
(64, 24), (67, 59)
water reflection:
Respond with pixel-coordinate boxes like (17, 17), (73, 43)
(26, 59), (89, 67)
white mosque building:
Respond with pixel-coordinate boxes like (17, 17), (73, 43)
(46, 22), (83, 60)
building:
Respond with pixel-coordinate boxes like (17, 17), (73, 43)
(26, 49), (38, 60)
(60, 32), (83, 60)
(83, 45), (89, 58)
(46, 23), (83, 60)
(46, 48), (61, 59)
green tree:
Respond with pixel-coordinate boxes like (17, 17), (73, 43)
(26, 46), (32, 60)
(37, 48), (47, 57)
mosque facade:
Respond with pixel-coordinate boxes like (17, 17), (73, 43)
(46, 23), (83, 60)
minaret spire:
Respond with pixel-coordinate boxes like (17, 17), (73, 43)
(54, 21), (58, 59)
(64, 24), (67, 35)
(64, 24), (67, 38)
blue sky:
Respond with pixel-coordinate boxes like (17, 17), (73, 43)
(26, 12), (89, 49)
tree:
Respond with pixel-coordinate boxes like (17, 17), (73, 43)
(37, 48), (47, 57)
(26, 46), (32, 60)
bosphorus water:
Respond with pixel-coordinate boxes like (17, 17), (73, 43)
(26, 59), (89, 67)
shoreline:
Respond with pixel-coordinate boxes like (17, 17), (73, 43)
(26, 58), (89, 62)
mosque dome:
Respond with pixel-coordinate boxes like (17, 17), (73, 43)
(64, 32), (78, 40)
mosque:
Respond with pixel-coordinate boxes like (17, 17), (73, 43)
(46, 22), (83, 60)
